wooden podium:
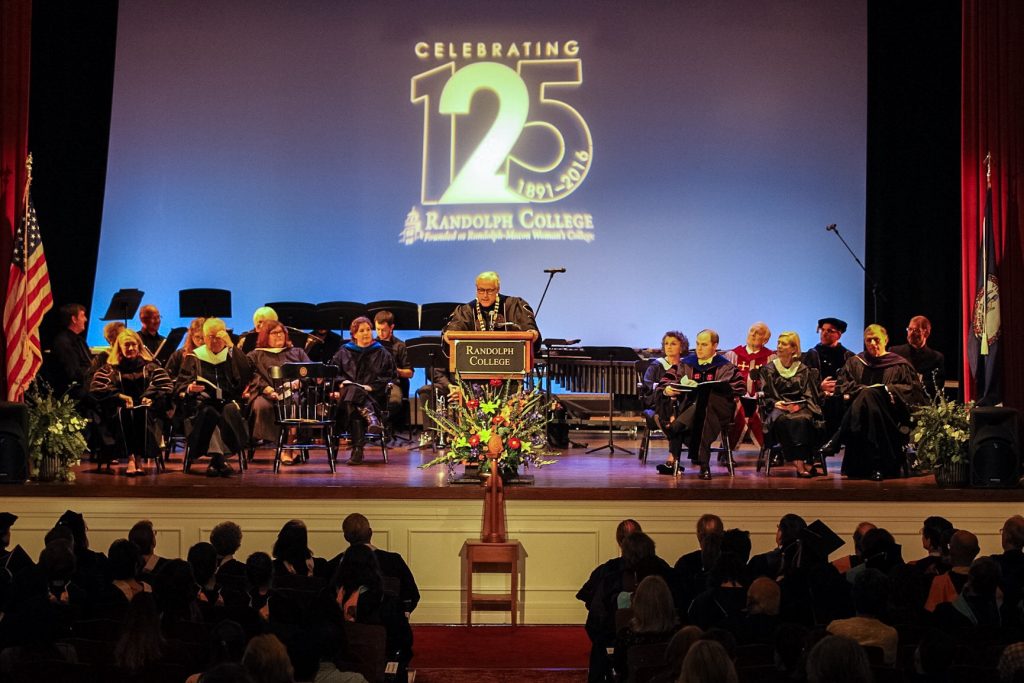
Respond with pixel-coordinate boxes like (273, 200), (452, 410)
(446, 330), (534, 381)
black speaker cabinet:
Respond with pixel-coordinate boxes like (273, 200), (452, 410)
(970, 406), (1020, 488)
(0, 401), (28, 485)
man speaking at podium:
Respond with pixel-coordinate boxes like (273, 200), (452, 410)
(442, 271), (541, 351)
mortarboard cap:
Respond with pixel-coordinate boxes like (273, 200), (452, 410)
(0, 513), (16, 531)
(799, 519), (845, 559)
(817, 317), (848, 334)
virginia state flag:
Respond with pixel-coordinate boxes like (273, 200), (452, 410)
(967, 184), (1000, 404)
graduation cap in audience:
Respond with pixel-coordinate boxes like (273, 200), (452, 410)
(0, 513), (16, 533)
(798, 519), (845, 562)
(817, 317), (848, 333)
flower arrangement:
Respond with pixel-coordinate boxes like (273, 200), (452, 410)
(421, 378), (559, 478)
(911, 393), (973, 471)
(26, 382), (88, 482)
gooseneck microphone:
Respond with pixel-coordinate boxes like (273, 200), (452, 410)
(826, 224), (837, 232)
(543, 267), (566, 273)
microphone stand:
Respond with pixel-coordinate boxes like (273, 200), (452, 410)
(826, 224), (885, 323)
(534, 270), (563, 318)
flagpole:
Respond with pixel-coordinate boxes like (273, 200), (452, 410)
(980, 152), (991, 356)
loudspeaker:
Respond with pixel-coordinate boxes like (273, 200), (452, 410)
(970, 406), (1020, 488)
(0, 401), (28, 485)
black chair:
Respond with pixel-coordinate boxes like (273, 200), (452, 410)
(269, 362), (339, 473)
(635, 358), (659, 464)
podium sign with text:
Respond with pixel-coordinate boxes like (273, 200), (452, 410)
(447, 331), (534, 380)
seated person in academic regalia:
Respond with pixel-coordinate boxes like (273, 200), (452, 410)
(653, 329), (745, 479)
(755, 331), (825, 477)
(90, 329), (174, 475)
(0, 513), (34, 605)
(244, 320), (310, 452)
(235, 306), (278, 354)
(641, 331), (689, 433)
(801, 317), (855, 441)
(330, 316), (396, 466)
(374, 311), (414, 425)
(85, 321), (126, 387)
(176, 317), (253, 477)
(724, 321), (775, 449)
(136, 304), (165, 357)
(890, 315), (946, 399)
(831, 324), (926, 481)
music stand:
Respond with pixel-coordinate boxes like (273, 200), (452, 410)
(315, 301), (367, 335)
(419, 302), (462, 331)
(365, 300), (419, 331)
(154, 326), (187, 365)
(406, 336), (446, 450)
(101, 289), (144, 324)
(585, 346), (640, 455)
(179, 288), (232, 318)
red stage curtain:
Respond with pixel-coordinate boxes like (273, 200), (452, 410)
(961, 0), (1024, 407)
(0, 0), (33, 398)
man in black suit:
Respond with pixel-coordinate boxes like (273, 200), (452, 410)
(890, 315), (945, 398)
(327, 513), (420, 617)
(674, 513), (724, 598)
(47, 303), (92, 398)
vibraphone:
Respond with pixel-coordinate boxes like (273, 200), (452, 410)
(543, 347), (642, 395)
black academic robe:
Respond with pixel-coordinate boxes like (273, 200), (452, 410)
(802, 342), (854, 436)
(756, 361), (824, 462)
(837, 352), (926, 478)
(890, 343), (946, 398)
(90, 360), (174, 463)
(175, 346), (252, 456)
(245, 346), (311, 441)
(442, 294), (541, 354)
(331, 342), (396, 445)
(655, 354), (744, 465)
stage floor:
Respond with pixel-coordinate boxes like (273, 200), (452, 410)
(10, 433), (1021, 503)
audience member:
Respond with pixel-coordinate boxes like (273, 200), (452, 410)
(130, 519), (169, 577)
(612, 575), (679, 677)
(647, 625), (702, 683)
(678, 639), (738, 683)
(827, 567), (897, 664)
(911, 516), (955, 575)
(272, 520), (326, 580)
(931, 556), (1005, 640)
(994, 515), (1024, 615)
(242, 633), (294, 683)
(925, 530), (979, 611)
(688, 552), (747, 630)
(832, 521), (876, 574)
(212, 521), (247, 591)
(98, 538), (153, 618)
(579, 518), (643, 683)
(675, 514), (723, 598)
(328, 513), (420, 616)
(748, 513), (806, 581)
(805, 635), (873, 683)
(113, 591), (188, 675)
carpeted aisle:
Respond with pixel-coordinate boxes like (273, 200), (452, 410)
(409, 625), (590, 681)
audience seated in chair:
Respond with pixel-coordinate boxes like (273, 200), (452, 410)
(129, 519), (170, 578)
(272, 520), (327, 582)
(211, 522), (247, 593)
(612, 575), (679, 679)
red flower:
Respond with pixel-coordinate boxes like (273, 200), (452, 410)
(489, 378), (503, 387)
(508, 437), (521, 450)
(468, 434), (480, 447)
(491, 415), (503, 425)
(466, 399), (479, 410)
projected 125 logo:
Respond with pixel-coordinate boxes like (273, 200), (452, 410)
(411, 59), (592, 204)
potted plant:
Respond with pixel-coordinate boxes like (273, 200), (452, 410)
(911, 394), (973, 488)
(421, 378), (558, 482)
(25, 382), (88, 482)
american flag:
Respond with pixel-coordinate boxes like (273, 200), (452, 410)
(3, 194), (53, 401)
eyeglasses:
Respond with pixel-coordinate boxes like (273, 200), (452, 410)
(477, 288), (498, 295)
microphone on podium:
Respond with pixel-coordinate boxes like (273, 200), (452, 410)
(544, 267), (566, 273)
